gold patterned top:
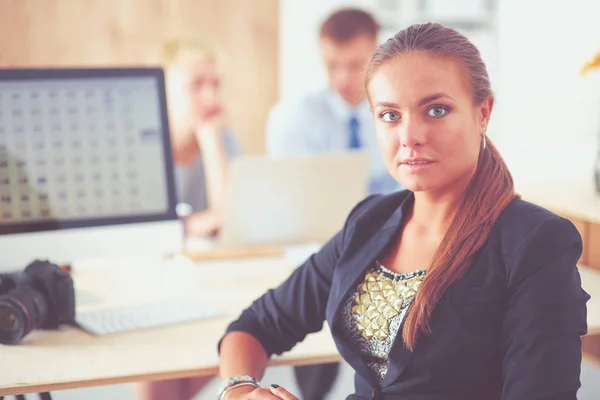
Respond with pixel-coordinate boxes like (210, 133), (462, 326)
(341, 262), (426, 383)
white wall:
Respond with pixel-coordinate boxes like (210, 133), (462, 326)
(495, 0), (600, 185)
(279, 0), (600, 186)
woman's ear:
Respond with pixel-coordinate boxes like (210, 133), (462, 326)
(478, 96), (494, 127)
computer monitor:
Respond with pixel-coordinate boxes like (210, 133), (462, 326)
(0, 67), (183, 270)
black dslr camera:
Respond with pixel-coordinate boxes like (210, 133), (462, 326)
(0, 260), (75, 345)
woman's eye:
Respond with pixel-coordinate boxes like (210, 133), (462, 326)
(427, 106), (448, 117)
(381, 111), (400, 122)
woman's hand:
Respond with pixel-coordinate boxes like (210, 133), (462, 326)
(224, 384), (299, 400)
(268, 384), (299, 399)
(196, 105), (226, 138)
(186, 209), (222, 238)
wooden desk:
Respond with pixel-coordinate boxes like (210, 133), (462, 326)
(183, 244), (284, 261)
(0, 254), (341, 396)
(579, 266), (600, 334)
(579, 266), (600, 366)
(517, 180), (600, 225)
(518, 180), (600, 269)
(1, 252), (599, 396)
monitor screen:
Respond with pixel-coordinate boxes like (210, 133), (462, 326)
(0, 68), (178, 236)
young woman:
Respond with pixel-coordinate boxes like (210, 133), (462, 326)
(217, 23), (590, 400)
(163, 38), (240, 238)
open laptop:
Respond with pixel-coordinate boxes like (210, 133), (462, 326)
(215, 151), (370, 247)
(0, 67), (182, 271)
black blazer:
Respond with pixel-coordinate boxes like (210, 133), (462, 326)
(222, 191), (590, 400)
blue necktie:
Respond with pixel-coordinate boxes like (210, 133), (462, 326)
(348, 115), (361, 149)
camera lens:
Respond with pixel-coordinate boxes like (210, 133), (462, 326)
(0, 288), (47, 345)
(0, 298), (29, 344)
(0, 308), (19, 330)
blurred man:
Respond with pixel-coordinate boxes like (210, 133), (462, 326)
(266, 8), (400, 400)
(267, 8), (400, 196)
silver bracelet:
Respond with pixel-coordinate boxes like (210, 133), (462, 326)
(216, 376), (260, 399)
(219, 382), (259, 399)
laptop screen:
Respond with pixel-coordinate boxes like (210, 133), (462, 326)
(0, 68), (178, 235)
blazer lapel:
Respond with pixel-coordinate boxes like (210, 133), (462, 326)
(325, 193), (413, 387)
(380, 324), (413, 387)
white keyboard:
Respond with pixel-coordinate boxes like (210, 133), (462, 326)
(75, 299), (221, 336)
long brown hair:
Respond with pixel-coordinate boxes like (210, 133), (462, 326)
(366, 23), (517, 350)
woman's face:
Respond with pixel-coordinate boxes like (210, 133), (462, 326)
(167, 53), (222, 131)
(368, 52), (492, 195)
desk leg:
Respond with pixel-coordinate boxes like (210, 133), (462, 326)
(582, 333), (600, 367)
(0, 393), (52, 400)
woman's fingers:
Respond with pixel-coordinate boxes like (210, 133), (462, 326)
(238, 384), (299, 400)
(246, 387), (281, 400)
(269, 384), (299, 400)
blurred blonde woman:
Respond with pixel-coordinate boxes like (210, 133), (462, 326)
(133, 37), (240, 400)
(163, 37), (241, 238)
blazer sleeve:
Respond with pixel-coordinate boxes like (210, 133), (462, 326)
(219, 195), (378, 357)
(501, 217), (590, 400)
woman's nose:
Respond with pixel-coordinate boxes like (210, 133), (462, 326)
(398, 117), (426, 148)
